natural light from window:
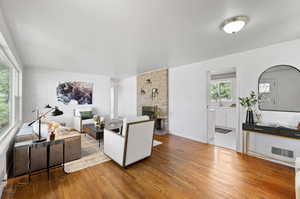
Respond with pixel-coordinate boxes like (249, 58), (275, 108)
(210, 80), (233, 102)
(0, 32), (21, 137)
(0, 62), (10, 132)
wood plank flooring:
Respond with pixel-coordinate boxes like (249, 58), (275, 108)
(3, 134), (295, 199)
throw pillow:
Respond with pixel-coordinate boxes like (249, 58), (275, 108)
(80, 111), (93, 120)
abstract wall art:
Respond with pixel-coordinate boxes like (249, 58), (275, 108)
(57, 81), (93, 105)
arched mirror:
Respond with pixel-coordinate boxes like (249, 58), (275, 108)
(258, 65), (300, 112)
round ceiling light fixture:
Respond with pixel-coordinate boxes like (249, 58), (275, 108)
(220, 16), (249, 34)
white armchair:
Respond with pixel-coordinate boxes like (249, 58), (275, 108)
(73, 106), (95, 132)
(104, 116), (154, 167)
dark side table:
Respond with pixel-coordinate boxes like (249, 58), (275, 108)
(155, 117), (167, 130)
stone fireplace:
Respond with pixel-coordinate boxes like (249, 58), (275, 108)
(137, 69), (168, 131)
(142, 106), (156, 120)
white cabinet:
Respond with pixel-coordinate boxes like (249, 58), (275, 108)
(216, 109), (226, 126)
(208, 109), (216, 142)
(214, 107), (236, 130)
(226, 109), (235, 129)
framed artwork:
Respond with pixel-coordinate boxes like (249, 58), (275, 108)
(57, 81), (93, 105)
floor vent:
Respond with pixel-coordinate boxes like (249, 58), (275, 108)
(271, 147), (294, 158)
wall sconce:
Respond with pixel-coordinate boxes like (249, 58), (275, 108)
(140, 89), (146, 95)
(145, 79), (152, 84)
(152, 88), (159, 100)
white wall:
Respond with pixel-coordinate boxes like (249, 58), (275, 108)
(0, 10), (22, 69)
(169, 38), (300, 157)
(110, 79), (119, 119)
(169, 65), (208, 142)
(118, 76), (137, 117)
(23, 67), (111, 127)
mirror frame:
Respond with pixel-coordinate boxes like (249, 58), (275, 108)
(258, 64), (300, 113)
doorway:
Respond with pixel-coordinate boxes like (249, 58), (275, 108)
(206, 68), (238, 151)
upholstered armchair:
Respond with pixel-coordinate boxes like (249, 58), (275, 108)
(104, 116), (154, 167)
(73, 106), (95, 132)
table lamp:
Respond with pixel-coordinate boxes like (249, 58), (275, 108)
(28, 105), (63, 143)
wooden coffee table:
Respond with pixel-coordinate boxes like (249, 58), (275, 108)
(83, 123), (122, 147)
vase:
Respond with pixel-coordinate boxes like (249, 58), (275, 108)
(100, 122), (105, 129)
(50, 132), (55, 141)
(246, 108), (254, 124)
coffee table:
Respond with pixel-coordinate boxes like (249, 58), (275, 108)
(83, 122), (122, 147)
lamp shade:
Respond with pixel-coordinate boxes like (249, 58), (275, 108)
(45, 104), (52, 108)
(52, 107), (63, 116)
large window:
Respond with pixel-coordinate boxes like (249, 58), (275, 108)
(210, 80), (233, 102)
(0, 33), (21, 136)
(0, 63), (10, 132)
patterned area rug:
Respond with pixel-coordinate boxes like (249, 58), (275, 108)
(64, 134), (162, 173)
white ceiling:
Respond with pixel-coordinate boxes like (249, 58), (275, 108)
(2, 0), (300, 77)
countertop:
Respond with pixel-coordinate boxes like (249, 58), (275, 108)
(242, 123), (300, 140)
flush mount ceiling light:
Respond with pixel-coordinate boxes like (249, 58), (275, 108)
(220, 16), (249, 34)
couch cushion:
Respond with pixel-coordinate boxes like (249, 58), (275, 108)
(82, 119), (95, 125)
(74, 106), (93, 117)
(80, 111), (93, 120)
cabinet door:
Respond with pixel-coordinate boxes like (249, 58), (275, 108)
(215, 109), (226, 126)
(14, 146), (29, 176)
(226, 109), (235, 129)
(207, 109), (216, 141)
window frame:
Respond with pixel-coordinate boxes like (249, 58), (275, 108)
(210, 79), (234, 102)
(0, 34), (22, 141)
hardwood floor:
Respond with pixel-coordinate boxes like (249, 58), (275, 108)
(3, 134), (295, 199)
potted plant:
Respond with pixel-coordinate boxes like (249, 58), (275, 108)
(239, 91), (258, 124)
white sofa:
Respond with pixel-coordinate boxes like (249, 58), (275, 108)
(296, 158), (300, 199)
(73, 106), (95, 132)
(104, 116), (154, 167)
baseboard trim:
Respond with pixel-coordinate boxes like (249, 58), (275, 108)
(247, 150), (295, 168)
(168, 132), (207, 144)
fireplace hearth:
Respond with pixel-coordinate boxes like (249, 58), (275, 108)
(142, 106), (155, 120)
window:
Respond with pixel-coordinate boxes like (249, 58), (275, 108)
(210, 80), (233, 101)
(0, 33), (21, 136)
(0, 63), (10, 132)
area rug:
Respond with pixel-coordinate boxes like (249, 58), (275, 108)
(64, 134), (162, 173)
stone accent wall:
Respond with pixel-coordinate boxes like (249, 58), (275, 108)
(137, 69), (168, 130)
